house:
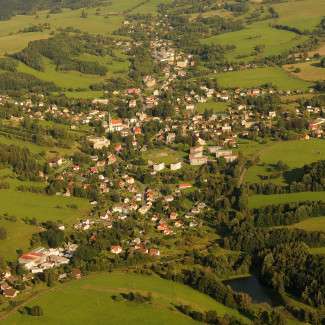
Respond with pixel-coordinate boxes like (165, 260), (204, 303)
(71, 268), (82, 279)
(149, 248), (160, 257)
(170, 162), (182, 171)
(178, 183), (192, 190)
(153, 163), (165, 172)
(92, 98), (109, 105)
(309, 118), (325, 131)
(189, 156), (207, 166)
(3, 288), (19, 298)
(88, 136), (110, 150)
(111, 245), (123, 255)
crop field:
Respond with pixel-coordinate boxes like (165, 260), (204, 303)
(4, 272), (249, 324)
(203, 22), (307, 62)
(283, 61), (325, 82)
(0, 218), (39, 261)
(289, 216), (325, 232)
(273, 0), (325, 32)
(245, 139), (325, 183)
(248, 192), (325, 208)
(216, 67), (311, 91)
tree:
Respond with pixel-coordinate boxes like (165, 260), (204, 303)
(29, 305), (43, 316)
(0, 227), (7, 240)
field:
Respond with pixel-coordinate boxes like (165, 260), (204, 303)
(248, 192), (325, 208)
(203, 21), (307, 62)
(0, 168), (90, 225)
(196, 100), (228, 113)
(4, 272), (249, 324)
(216, 67), (311, 91)
(273, 0), (325, 32)
(143, 148), (186, 165)
(0, 219), (39, 261)
(283, 61), (325, 82)
(289, 216), (325, 232)
(244, 139), (325, 183)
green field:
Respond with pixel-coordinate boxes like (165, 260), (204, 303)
(283, 61), (325, 82)
(0, 219), (39, 261)
(4, 272), (249, 324)
(289, 216), (325, 232)
(245, 139), (325, 183)
(196, 100), (228, 113)
(143, 148), (186, 165)
(273, 0), (325, 32)
(249, 192), (325, 208)
(203, 21), (307, 62)
(216, 67), (311, 90)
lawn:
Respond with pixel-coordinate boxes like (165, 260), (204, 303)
(4, 272), (249, 324)
(196, 100), (228, 113)
(245, 139), (325, 183)
(216, 67), (311, 90)
(248, 192), (325, 208)
(273, 0), (325, 32)
(0, 218), (39, 261)
(143, 148), (186, 165)
(289, 216), (325, 232)
(203, 21), (307, 62)
(283, 61), (325, 82)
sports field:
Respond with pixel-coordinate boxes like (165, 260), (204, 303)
(203, 21), (307, 62)
(216, 67), (311, 91)
(4, 272), (249, 324)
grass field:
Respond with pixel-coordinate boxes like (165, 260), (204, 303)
(249, 192), (325, 208)
(203, 21), (307, 62)
(216, 67), (311, 90)
(289, 216), (325, 232)
(143, 148), (186, 165)
(196, 100), (228, 113)
(309, 247), (325, 255)
(4, 272), (249, 324)
(245, 139), (325, 183)
(0, 219), (39, 261)
(283, 61), (325, 82)
(273, 0), (325, 32)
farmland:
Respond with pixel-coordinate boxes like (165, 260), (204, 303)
(216, 67), (311, 91)
(283, 61), (325, 82)
(4, 272), (248, 324)
(248, 192), (325, 209)
(244, 139), (325, 183)
(203, 21), (307, 62)
(273, 0), (325, 32)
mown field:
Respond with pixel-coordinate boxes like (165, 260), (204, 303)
(273, 0), (325, 32)
(4, 272), (249, 324)
(216, 67), (311, 91)
(196, 100), (228, 113)
(203, 21), (307, 62)
(0, 218), (39, 261)
(248, 192), (325, 208)
(283, 61), (325, 82)
(244, 139), (325, 183)
(289, 216), (325, 232)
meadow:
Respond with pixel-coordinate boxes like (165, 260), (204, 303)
(4, 272), (249, 324)
(289, 216), (325, 232)
(0, 218), (39, 261)
(244, 139), (325, 183)
(248, 192), (325, 208)
(273, 0), (325, 32)
(143, 148), (186, 165)
(196, 100), (228, 113)
(203, 21), (307, 62)
(283, 61), (325, 82)
(216, 67), (311, 91)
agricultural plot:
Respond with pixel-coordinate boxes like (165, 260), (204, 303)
(5, 272), (248, 324)
(248, 192), (325, 208)
(216, 67), (311, 91)
(203, 21), (307, 62)
(273, 0), (325, 32)
(245, 139), (325, 183)
(283, 61), (325, 82)
(0, 218), (39, 261)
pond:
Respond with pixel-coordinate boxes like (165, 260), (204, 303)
(224, 275), (280, 306)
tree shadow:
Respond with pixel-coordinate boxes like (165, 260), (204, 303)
(283, 167), (304, 184)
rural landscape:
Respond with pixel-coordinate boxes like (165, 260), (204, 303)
(0, 0), (324, 324)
